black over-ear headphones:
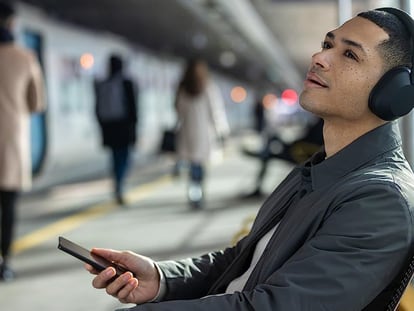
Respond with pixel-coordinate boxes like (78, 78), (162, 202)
(368, 7), (414, 121)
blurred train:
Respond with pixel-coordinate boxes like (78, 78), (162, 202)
(13, 3), (260, 190)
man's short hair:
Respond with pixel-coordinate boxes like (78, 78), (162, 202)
(358, 10), (412, 72)
(0, 1), (14, 26)
(109, 54), (123, 75)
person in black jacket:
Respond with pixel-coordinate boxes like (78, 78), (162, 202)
(95, 54), (138, 205)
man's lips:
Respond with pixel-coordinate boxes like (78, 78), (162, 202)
(305, 72), (328, 88)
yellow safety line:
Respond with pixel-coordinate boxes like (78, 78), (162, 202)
(12, 175), (172, 255)
(398, 284), (414, 311)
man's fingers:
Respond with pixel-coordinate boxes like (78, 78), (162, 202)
(116, 277), (139, 301)
(85, 263), (99, 275)
(91, 248), (137, 271)
(92, 267), (117, 289)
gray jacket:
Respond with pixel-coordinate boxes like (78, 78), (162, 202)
(124, 121), (414, 311)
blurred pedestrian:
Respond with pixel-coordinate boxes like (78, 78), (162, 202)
(253, 96), (265, 134)
(0, 1), (45, 281)
(243, 117), (323, 198)
(94, 54), (138, 206)
(175, 58), (229, 208)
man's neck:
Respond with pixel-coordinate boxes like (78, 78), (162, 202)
(323, 118), (387, 158)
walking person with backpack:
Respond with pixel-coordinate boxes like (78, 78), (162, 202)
(94, 54), (138, 206)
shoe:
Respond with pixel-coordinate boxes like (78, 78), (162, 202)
(188, 182), (203, 209)
(0, 264), (15, 282)
(115, 194), (126, 206)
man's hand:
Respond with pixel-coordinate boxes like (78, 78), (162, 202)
(85, 248), (160, 304)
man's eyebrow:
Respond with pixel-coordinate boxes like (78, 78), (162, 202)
(326, 31), (367, 55)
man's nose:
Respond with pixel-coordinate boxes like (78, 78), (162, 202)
(311, 50), (330, 70)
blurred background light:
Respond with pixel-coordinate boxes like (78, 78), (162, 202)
(231, 86), (247, 103)
(80, 53), (94, 70)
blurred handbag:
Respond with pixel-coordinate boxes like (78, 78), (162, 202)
(160, 128), (176, 153)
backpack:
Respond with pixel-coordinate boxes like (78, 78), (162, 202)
(96, 74), (127, 122)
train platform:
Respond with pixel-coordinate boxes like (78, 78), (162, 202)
(0, 136), (293, 311)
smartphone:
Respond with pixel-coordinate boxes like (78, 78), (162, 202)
(57, 236), (128, 277)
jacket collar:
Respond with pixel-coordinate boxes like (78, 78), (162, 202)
(307, 121), (402, 190)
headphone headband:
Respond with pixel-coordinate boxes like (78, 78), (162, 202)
(375, 7), (414, 82)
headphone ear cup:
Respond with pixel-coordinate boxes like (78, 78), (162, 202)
(369, 66), (414, 121)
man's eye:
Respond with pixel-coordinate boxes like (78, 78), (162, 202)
(344, 50), (357, 60)
(321, 41), (331, 49)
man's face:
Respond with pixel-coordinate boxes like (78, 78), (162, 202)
(299, 16), (389, 122)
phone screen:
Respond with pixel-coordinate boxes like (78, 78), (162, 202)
(58, 236), (127, 275)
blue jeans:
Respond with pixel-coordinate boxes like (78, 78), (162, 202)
(188, 163), (204, 207)
(111, 146), (130, 196)
(190, 163), (203, 183)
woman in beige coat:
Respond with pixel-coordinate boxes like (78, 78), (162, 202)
(0, 2), (45, 281)
(175, 59), (229, 208)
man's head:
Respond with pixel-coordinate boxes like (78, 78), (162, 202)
(108, 54), (123, 76)
(299, 8), (413, 126)
(0, 1), (15, 29)
(360, 8), (414, 120)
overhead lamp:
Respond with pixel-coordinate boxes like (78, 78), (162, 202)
(231, 86), (247, 103)
(80, 53), (94, 70)
(263, 93), (278, 110)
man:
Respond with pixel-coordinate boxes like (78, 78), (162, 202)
(0, 1), (45, 281)
(94, 54), (138, 206)
(86, 8), (414, 310)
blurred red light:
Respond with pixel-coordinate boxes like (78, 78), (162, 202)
(281, 89), (298, 105)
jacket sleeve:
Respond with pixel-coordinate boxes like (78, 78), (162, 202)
(120, 183), (413, 311)
(26, 51), (45, 113)
(156, 244), (240, 300)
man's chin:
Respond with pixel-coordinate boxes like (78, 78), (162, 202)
(298, 93), (312, 111)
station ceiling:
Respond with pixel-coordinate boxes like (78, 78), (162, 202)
(18, 0), (402, 90)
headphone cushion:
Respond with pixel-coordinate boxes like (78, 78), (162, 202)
(369, 66), (414, 120)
